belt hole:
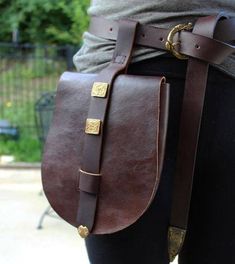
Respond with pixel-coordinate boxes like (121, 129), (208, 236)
(142, 33), (146, 38)
(195, 44), (200, 49)
(109, 27), (113, 31)
(159, 37), (164, 42)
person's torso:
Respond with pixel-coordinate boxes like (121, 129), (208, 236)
(89, 0), (235, 27)
(73, 0), (235, 76)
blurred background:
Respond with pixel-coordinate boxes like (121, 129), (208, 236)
(0, 1), (90, 263)
(0, 0), (89, 163)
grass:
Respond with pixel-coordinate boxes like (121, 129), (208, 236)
(0, 129), (42, 162)
(0, 49), (67, 162)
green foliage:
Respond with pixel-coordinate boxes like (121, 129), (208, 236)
(0, 0), (90, 45)
(0, 131), (41, 162)
(0, 56), (65, 162)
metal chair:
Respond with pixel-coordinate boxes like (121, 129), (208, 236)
(34, 91), (60, 229)
(35, 92), (56, 145)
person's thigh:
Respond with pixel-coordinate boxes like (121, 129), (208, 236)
(179, 68), (235, 264)
(85, 55), (235, 264)
(135, 58), (235, 264)
(85, 56), (187, 264)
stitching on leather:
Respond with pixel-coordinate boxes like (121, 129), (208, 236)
(114, 55), (126, 64)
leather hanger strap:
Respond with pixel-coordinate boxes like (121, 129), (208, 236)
(168, 13), (227, 262)
(77, 13), (234, 241)
(76, 20), (139, 234)
(89, 16), (235, 65)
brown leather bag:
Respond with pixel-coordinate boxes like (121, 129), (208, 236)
(42, 20), (170, 234)
(41, 13), (235, 262)
(42, 72), (169, 229)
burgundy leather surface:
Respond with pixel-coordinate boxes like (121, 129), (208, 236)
(76, 20), (139, 231)
(170, 14), (227, 230)
(41, 72), (169, 234)
(79, 171), (100, 194)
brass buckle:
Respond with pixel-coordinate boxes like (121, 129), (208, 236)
(165, 23), (193, 60)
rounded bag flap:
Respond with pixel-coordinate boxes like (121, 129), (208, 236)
(42, 72), (167, 234)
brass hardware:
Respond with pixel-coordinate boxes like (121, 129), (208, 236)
(78, 225), (90, 238)
(165, 22), (193, 60)
(91, 82), (109, 98)
(168, 226), (186, 262)
(79, 168), (101, 176)
(85, 118), (102, 135)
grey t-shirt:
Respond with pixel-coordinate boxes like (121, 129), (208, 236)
(73, 0), (235, 77)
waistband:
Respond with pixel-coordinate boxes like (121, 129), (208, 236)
(88, 16), (235, 65)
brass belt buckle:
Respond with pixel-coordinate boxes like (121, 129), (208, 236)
(165, 23), (193, 60)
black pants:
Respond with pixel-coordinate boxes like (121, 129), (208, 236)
(85, 55), (235, 264)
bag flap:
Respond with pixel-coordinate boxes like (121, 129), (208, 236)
(42, 72), (168, 234)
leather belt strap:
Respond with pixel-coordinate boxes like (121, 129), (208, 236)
(77, 13), (235, 257)
(76, 20), (139, 235)
(89, 13), (235, 259)
(168, 13), (227, 262)
(89, 16), (235, 64)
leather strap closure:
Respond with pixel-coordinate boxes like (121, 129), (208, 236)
(89, 16), (235, 64)
(76, 20), (139, 235)
(168, 13), (227, 262)
(79, 169), (101, 194)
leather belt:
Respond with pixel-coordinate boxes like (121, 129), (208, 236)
(77, 20), (139, 237)
(89, 16), (235, 64)
(83, 14), (235, 262)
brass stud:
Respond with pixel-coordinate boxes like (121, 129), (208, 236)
(85, 118), (102, 135)
(78, 225), (90, 238)
(91, 82), (109, 98)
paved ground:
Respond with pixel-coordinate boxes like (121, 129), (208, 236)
(0, 168), (89, 264)
(0, 168), (178, 264)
